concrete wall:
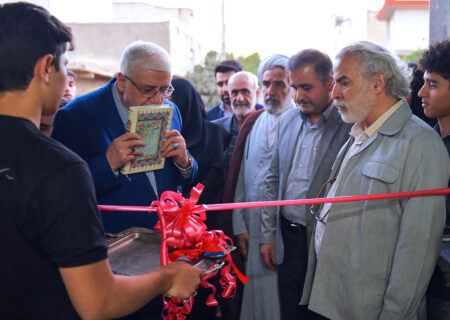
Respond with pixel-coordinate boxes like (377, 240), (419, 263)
(429, 0), (450, 45)
(367, 10), (388, 45)
(387, 8), (429, 54)
(67, 22), (171, 71)
(72, 74), (112, 97)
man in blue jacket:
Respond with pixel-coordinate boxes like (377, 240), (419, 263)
(52, 41), (197, 233)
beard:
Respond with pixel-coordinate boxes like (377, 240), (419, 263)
(232, 101), (253, 117)
(334, 82), (375, 124)
(221, 92), (231, 106)
(264, 93), (293, 115)
(335, 99), (373, 124)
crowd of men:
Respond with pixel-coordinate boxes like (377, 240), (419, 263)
(1, 2), (449, 320)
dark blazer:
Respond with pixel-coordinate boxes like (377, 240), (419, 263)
(206, 102), (264, 121)
(206, 103), (226, 121)
(52, 78), (197, 233)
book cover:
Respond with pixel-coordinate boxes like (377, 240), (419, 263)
(122, 105), (173, 174)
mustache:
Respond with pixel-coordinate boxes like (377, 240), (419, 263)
(265, 95), (280, 104)
(233, 101), (249, 108)
(334, 100), (347, 108)
(296, 99), (311, 106)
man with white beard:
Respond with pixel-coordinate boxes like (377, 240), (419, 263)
(260, 49), (352, 320)
(212, 71), (259, 162)
(301, 41), (449, 320)
(231, 54), (293, 320)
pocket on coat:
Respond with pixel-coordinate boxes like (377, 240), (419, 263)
(361, 160), (399, 184)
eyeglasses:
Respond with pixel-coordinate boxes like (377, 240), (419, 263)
(309, 177), (337, 225)
(123, 75), (174, 98)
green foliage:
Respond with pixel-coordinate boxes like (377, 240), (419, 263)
(237, 52), (261, 76)
(400, 48), (425, 63)
(186, 51), (262, 109)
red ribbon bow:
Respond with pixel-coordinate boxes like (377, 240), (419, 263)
(152, 184), (248, 320)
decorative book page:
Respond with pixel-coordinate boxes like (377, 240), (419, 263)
(122, 105), (173, 174)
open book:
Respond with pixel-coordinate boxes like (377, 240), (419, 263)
(122, 105), (173, 174)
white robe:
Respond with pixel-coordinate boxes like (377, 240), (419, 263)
(232, 111), (281, 320)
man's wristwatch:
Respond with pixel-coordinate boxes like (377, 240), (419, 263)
(175, 154), (193, 170)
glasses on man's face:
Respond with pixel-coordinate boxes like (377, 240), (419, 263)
(309, 177), (337, 225)
(123, 75), (174, 99)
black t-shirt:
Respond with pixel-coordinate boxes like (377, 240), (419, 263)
(0, 116), (108, 319)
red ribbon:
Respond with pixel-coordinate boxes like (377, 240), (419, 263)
(99, 186), (450, 320)
(99, 188), (450, 213)
(148, 184), (248, 319)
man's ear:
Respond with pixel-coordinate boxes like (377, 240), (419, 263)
(34, 54), (54, 83)
(371, 73), (386, 94)
(116, 72), (126, 93)
(326, 75), (334, 92)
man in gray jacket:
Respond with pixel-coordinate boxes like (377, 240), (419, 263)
(303, 41), (449, 320)
(232, 54), (293, 320)
(260, 49), (351, 320)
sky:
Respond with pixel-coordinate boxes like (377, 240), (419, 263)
(1, 0), (386, 59)
(168, 0), (386, 58)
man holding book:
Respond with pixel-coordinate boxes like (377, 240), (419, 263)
(52, 41), (198, 234)
(0, 3), (201, 319)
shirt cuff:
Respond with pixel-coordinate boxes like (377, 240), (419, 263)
(174, 155), (193, 179)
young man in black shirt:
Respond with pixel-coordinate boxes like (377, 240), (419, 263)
(0, 3), (201, 319)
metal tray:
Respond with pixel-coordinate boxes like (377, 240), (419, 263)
(107, 227), (235, 276)
(107, 227), (162, 276)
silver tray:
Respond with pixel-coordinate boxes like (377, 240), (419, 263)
(107, 227), (162, 276)
(107, 227), (235, 276)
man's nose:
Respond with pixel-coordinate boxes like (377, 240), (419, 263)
(220, 85), (228, 94)
(146, 95), (164, 105)
(417, 84), (427, 98)
(236, 91), (246, 100)
(331, 84), (341, 100)
(267, 83), (277, 95)
(295, 89), (305, 102)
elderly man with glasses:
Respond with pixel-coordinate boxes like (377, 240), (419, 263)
(52, 41), (197, 235)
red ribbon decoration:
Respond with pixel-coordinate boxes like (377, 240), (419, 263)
(99, 187), (450, 320)
(99, 188), (450, 213)
(149, 184), (248, 320)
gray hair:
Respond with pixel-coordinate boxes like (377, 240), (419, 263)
(228, 71), (258, 91)
(336, 41), (411, 99)
(119, 40), (171, 75)
(257, 54), (289, 84)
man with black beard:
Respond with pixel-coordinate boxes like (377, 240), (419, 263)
(231, 54), (293, 320)
(260, 49), (351, 320)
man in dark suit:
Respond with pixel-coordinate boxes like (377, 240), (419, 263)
(52, 41), (197, 234)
